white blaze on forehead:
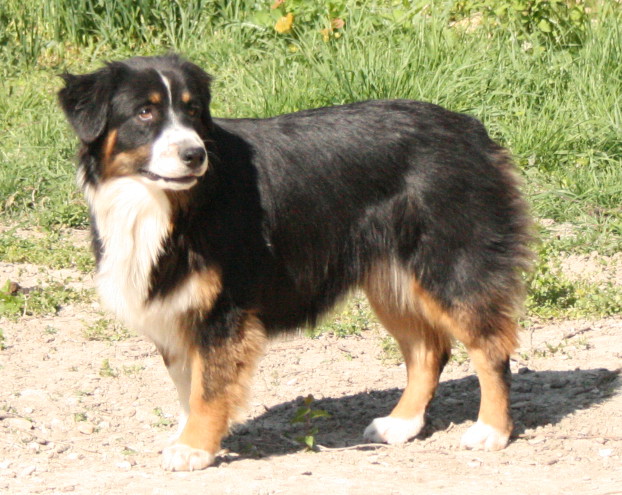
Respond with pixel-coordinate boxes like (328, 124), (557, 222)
(143, 71), (206, 187)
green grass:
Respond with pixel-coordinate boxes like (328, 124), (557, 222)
(1, 0), (621, 324)
(0, 230), (93, 271)
(0, 279), (93, 319)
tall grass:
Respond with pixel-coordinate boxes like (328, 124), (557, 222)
(0, 0), (620, 244)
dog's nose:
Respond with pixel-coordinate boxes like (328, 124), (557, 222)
(180, 146), (207, 169)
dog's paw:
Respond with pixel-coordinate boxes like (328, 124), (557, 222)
(162, 444), (215, 471)
(460, 421), (510, 451)
(363, 415), (425, 445)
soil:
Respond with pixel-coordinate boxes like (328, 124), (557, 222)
(1, 231), (621, 495)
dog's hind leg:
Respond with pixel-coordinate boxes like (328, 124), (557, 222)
(363, 282), (452, 444)
(448, 312), (517, 451)
(409, 280), (518, 451)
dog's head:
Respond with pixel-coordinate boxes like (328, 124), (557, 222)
(59, 54), (213, 191)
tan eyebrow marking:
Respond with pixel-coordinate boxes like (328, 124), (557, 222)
(149, 92), (162, 104)
(181, 91), (192, 103)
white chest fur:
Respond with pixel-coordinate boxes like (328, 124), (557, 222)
(87, 177), (172, 333)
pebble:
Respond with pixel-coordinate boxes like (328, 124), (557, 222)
(599, 448), (613, 458)
(77, 423), (95, 435)
(27, 442), (41, 453)
(116, 461), (132, 471)
(56, 444), (70, 454)
(20, 465), (36, 477)
(6, 418), (34, 431)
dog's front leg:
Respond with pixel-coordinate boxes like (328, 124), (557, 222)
(161, 313), (267, 471)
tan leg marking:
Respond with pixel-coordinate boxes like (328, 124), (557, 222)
(412, 279), (517, 450)
(162, 315), (266, 471)
(363, 275), (451, 444)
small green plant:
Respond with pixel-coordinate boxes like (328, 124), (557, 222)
(290, 394), (331, 451)
(74, 412), (87, 422)
(99, 359), (118, 378)
(0, 281), (22, 318)
(0, 328), (6, 350)
(307, 294), (374, 338)
(83, 317), (130, 342)
(451, 0), (590, 48)
(152, 407), (174, 429)
(122, 364), (145, 376)
(379, 335), (402, 365)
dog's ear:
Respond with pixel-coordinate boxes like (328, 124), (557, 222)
(181, 60), (214, 129)
(58, 64), (120, 143)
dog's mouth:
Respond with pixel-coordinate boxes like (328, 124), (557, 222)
(138, 169), (199, 185)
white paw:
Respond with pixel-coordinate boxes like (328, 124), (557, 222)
(460, 421), (510, 451)
(363, 415), (425, 444)
(162, 444), (215, 471)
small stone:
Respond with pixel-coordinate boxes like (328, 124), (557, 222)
(528, 435), (546, 445)
(20, 465), (36, 477)
(77, 423), (95, 435)
(599, 449), (613, 458)
(27, 442), (41, 453)
(116, 461), (132, 471)
(6, 418), (33, 431)
(56, 444), (70, 454)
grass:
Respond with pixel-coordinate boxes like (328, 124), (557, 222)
(0, 279), (92, 319)
(0, 1), (621, 327)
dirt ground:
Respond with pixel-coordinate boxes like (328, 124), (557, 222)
(1, 236), (621, 495)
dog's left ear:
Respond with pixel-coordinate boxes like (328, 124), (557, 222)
(181, 60), (214, 130)
(58, 63), (120, 143)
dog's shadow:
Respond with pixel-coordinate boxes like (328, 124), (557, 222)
(222, 367), (620, 460)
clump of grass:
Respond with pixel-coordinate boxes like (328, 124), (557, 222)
(83, 317), (131, 342)
(99, 358), (118, 378)
(0, 231), (93, 272)
(0, 279), (92, 319)
(306, 293), (375, 338)
(152, 407), (174, 429)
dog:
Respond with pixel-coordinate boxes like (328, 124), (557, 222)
(58, 54), (532, 471)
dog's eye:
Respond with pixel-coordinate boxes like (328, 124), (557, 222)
(137, 106), (155, 122)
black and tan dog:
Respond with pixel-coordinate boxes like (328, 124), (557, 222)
(58, 54), (532, 471)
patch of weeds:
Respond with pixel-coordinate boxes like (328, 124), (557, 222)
(0, 231), (93, 272)
(379, 335), (402, 366)
(0, 280), (22, 318)
(307, 294), (375, 338)
(44, 325), (58, 335)
(290, 394), (331, 451)
(0, 328), (6, 350)
(74, 412), (88, 423)
(0, 279), (92, 319)
(83, 317), (130, 342)
(152, 407), (174, 429)
(122, 364), (145, 376)
(527, 246), (622, 319)
(99, 359), (118, 378)
(449, 342), (469, 366)
(122, 447), (138, 456)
